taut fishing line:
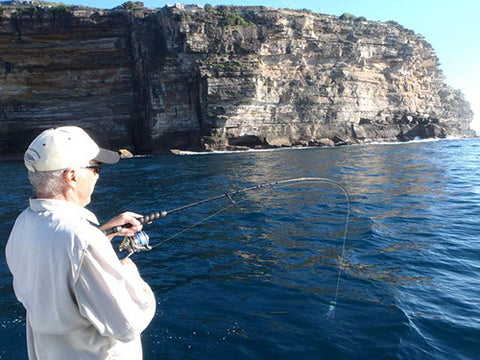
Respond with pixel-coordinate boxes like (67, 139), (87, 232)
(104, 177), (350, 319)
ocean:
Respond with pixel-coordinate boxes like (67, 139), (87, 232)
(1, 138), (479, 359)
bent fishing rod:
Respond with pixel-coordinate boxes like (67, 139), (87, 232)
(103, 177), (349, 236)
(104, 177), (350, 262)
(104, 177), (351, 319)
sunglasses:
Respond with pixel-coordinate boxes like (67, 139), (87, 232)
(84, 164), (101, 175)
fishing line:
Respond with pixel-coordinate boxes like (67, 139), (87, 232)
(148, 182), (283, 251)
(150, 199), (242, 251)
(106, 177), (350, 318)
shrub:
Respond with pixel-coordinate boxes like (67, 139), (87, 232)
(37, 2), (60, 6)
(339, 13), (356, 21)
(12, 6), (39, 18)
(301, 8), (315, 15)
(175, 12), (189, 22)
(121, 2), (144, 11)
(51, 5), (73, 20)
(221, 13), (250, 27)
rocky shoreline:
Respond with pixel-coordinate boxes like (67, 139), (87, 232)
(0, 1), (475, 154)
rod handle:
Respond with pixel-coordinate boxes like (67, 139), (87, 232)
(103, 211), (168, 235)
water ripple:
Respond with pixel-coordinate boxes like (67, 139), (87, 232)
(2, 139), (480, 359)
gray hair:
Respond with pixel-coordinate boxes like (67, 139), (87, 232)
(28, 170), (68, 198)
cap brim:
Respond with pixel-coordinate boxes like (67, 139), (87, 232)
(94, 148), (120, 164)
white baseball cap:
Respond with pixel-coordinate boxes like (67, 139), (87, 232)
(24, 126), (120, 172)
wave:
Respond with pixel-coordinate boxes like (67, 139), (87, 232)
(171, 137), (477, 156)
(171, 146), (315, 156)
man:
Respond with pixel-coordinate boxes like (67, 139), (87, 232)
(6, 126), (156, 359)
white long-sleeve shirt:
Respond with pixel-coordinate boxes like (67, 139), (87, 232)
(6, 198), (156, 360)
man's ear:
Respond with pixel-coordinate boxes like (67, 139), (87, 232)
(63, 169), (78, 188)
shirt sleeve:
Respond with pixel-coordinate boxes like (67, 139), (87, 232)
(74, 235), (156, 342)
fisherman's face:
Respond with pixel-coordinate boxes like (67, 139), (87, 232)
(75, 162), (100, 207)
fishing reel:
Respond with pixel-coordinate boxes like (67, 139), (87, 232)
(119, 231), (152, 256)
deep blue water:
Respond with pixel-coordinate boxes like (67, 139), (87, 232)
(1, 139), (480, 359)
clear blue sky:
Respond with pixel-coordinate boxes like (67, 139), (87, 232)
(52, 0), (480, 131)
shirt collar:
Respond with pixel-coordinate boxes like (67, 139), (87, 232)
(29, 198), (100, 226)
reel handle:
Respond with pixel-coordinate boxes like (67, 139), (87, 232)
(103, 210), (168, 235)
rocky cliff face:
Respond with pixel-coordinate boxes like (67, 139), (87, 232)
(0, 2), (474, 154)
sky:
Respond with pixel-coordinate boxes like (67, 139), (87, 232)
(50, 0), (480, 132)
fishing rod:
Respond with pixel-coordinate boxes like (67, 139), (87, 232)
(105, 177), (350, 252)
(104, 177), (348, 236)
(105, 177), (351, 318)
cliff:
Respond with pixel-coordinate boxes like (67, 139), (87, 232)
(0, 1), (475, 154)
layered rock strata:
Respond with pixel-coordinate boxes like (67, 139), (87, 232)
(0, 2), (474, 154)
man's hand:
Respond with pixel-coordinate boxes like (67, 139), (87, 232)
(120, 257), (137, 267)
(99, 212), (143, 240)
